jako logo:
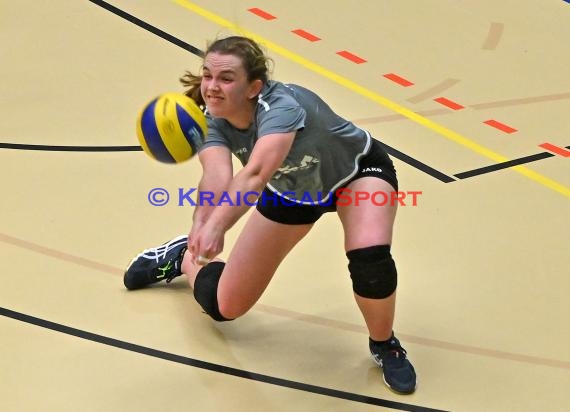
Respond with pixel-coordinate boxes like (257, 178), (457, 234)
(361, 167), (382, 173)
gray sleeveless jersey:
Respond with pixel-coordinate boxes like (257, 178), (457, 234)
(200, 81), (371, 204)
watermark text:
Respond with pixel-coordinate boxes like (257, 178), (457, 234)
(147, 188), (422, 207)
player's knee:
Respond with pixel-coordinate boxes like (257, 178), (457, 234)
(193, 262), (235, 322)
(346, 245), (397, 299)
(217, 299), (251, 320)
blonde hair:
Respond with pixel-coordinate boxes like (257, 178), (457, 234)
(180, 36), (272, 107)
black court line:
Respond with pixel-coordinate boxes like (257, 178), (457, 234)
(454, 145), (570, 179)
(0, 307), (448, 412)
(378, 142), (456, 183)
(87, 0), (456, 184)
(0, 143), (142, 152)
(88, 0), (204, 57)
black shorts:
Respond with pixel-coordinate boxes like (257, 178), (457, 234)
(256, 139), (398, 225)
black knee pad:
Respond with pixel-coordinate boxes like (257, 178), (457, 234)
(346, 245), (397, 299)
(193, 262), (233, 322)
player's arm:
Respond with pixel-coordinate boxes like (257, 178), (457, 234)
(206, 131), (295, 231)
(192, 145), (233, 230)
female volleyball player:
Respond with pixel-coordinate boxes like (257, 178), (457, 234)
(124, 36), (417, 394)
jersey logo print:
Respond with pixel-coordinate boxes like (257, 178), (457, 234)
(257, 93), (270, 112)
(274, 155), (319, 179)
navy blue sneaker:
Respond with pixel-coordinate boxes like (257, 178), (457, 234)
(124, 235), (187, 290)
(369, 334), (417, 394)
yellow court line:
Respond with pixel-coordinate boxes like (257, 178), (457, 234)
(173, 0), (569, 198)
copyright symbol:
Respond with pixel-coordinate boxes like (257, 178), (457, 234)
(148, 188), (169, 206)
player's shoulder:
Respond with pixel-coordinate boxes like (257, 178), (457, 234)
(258, 81), (301, 108)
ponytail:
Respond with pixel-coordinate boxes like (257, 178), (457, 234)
(179, 71), (205, 108)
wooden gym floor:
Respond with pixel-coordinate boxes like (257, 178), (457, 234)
(1, 1), (568, 411)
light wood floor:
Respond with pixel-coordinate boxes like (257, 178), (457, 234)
(1, 1), (568, 411)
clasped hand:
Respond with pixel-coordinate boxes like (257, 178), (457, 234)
(188, 223), (224, 265)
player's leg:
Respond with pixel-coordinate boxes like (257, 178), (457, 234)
(183, 209), (313, 320)
(337, 176), (416, 394)
(337, 177), (397, 340)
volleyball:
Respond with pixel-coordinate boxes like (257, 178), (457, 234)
(136, 93), (207, 163)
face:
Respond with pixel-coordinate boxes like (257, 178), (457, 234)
(200, 52), (262, 125)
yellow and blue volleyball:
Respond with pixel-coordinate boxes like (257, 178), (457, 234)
(136, 93), (207, 164)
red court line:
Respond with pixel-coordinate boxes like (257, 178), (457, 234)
(483, 119), (518, 134)
(243, 7), (559, 165)
(336, 50), (367, 64)
(247, 7), (277, 20)
(2, 229), (568, 371)
(538, 142), (570, 157)
(383, 73), (414, 87)
(291, 29), (321, 42)
(434, 97), (465, 111)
